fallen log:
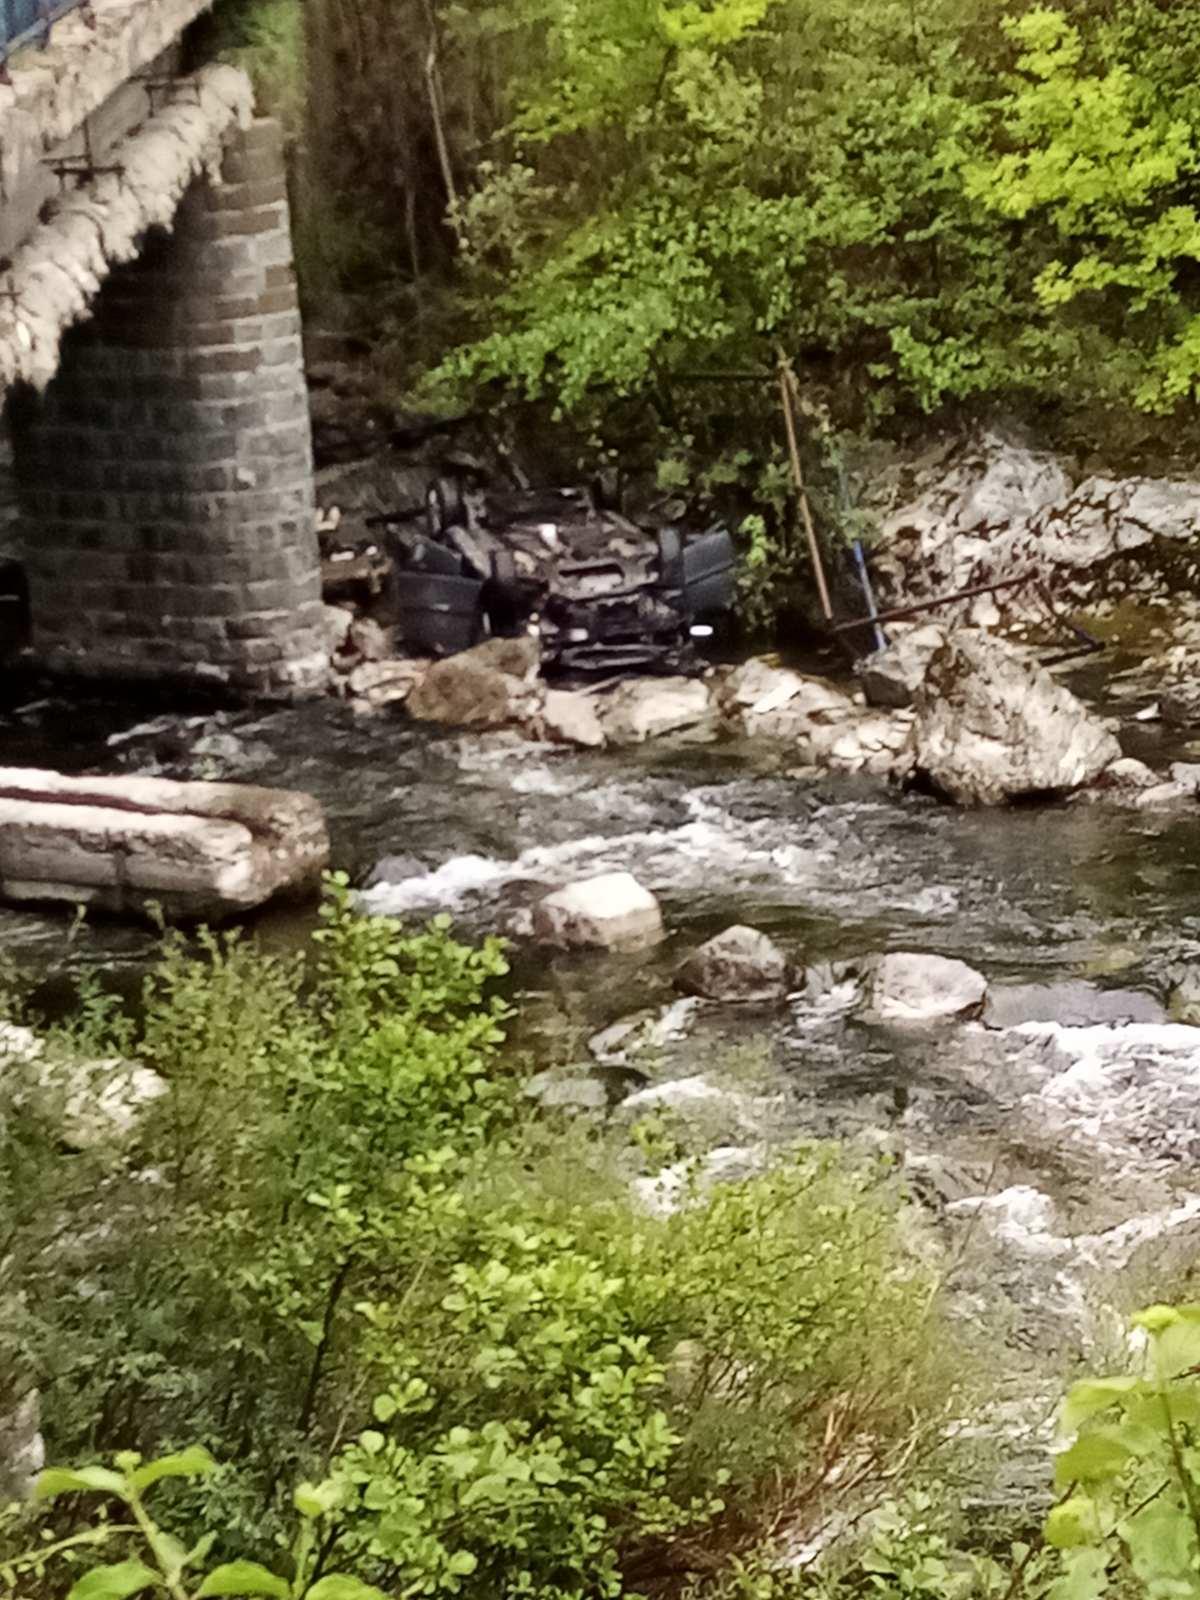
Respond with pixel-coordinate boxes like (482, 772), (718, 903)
(0, 768), (328, 920)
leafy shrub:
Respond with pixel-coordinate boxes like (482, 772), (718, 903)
(1, 881), (949, 1596)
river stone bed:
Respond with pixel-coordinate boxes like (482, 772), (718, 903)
(6, 682), (1200, 1480)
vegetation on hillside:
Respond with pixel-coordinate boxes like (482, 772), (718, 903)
(206, 0), (1200, 619)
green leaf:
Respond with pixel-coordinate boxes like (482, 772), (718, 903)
(131, 1448), (217, 1492)
(445, 1553), (477, 1578)
(294, 1480), (341, 1519)
(66, 1560), (161, 1600)
(1061, 1376), (1142, 1433)
(306, 1578), (389, 1600)
(371, 1394), (397, 1423)
(198, 1562), (290, 1598)
(1048, 1548), (1109, 1600)
(1054, 1429), (1135, 1487)
(37, 1467), (129, 1502)
(1046, 1496), (1101, 1550)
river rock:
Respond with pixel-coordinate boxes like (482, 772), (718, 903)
(0, 768), (329, 921)
(808, 710), (917, 778)
(598, 677), (713, 745)
(345, 657), (429, 709)
(539, 689), (606, 749)
(406, 636), (542, 729)
(718, 658), (856, 739)
(858, 625), (946, 709)
(321, 604), (354, 655)
(532, 871), (665, 950)
(870, 951), (987, 1023)
(914, 631), (1121, 805)
(985, 980), (1166, 1030)
(677, 925), (792, 1002)
(347, 616), (393, 661)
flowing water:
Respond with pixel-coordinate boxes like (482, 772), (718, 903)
(6, 665), (1200, 1452)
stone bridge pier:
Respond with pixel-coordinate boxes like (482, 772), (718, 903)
(8, 117), (326, 696)
(0, 0), (328, 698)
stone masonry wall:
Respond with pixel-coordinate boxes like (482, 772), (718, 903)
(10, 117), (327, 697)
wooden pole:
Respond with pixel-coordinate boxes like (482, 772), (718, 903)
(777, 359), (833, 623)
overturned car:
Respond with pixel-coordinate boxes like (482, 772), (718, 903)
(368, 481), (736, 676)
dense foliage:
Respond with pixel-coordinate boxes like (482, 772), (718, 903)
(0, 882), (945, 1597)
(261, 2), (1200, 436)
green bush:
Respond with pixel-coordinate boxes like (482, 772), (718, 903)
(0, 881), (947, 1597)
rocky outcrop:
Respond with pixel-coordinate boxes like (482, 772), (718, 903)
(406, 637), (542, 729)
(0, 768), (328, 920)
(0, 1384), (43, 1504)
(866, 432), (1200, 624)
(677, 925), (793, 1002)
(869, 951), (988, 1023)
(532, 872), (664, 951)
(914, 632), (1121, 805)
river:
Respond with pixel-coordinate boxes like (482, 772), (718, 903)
(4, 657), (1200, 1482)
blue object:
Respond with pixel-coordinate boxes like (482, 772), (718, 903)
(1, 0), (87, 68)
(852, 540), (887, 654)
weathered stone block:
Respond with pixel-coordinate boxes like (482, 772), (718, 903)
(0, 768), (329, 922)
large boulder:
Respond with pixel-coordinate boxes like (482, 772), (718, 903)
(913, 631), (1120, 805)
(870, 951), (987, 1023)
(598, 677), (714, 745)
(677, 926), (793, 1002)
(406, 636), (542, 729)
(532, 872), (665, 950)
(0, 769), (328, 921)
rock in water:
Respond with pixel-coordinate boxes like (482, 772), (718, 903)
(914, 631), (1120, 805)
(0, 768), (328, 921)
(870, 951), (987, 1023)
(532, 872), (664, 950)
(598, 677), (713, 745)
(539, 689), (607, 749)
(406, 636), (542, 729)
(677, 925), (792, 1002)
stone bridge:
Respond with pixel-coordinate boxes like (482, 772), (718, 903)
(0, 0), (327, 697)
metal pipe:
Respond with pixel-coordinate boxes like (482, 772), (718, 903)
(830, 571), (1037, 633)
(852, 541), (887, 652)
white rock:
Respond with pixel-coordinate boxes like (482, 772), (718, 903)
(914, 631), (1120, 805)
(598, 677), (713, 745)
(346, 657), (429, 709)
(870, 951), (987, 1023)
(539, 689), (606, 749)
(0, 768), (329, 921)
(532, 871), (665, 950)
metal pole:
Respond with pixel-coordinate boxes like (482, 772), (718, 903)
(852, 541), (887, 652)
